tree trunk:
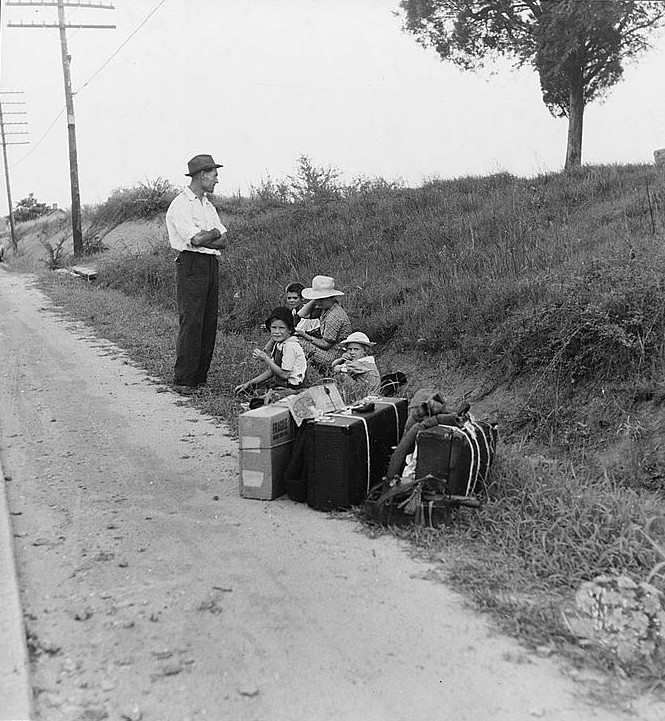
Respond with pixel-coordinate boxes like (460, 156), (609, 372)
(565, 67), (585, 169)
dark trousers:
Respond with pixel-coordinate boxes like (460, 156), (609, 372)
(174, 251), (219, 387)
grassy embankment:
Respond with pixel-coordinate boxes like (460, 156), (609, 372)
(10, 162), (665, 689)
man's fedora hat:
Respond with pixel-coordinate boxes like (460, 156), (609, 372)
(301, 275), (345, 300)
(186, 154), (223, 176)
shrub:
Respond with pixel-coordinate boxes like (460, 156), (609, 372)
(487, 256), (665, 389)
(84, 178), (177, 244)
(247, 156), (343, 207)
(14, 193), (51, 223)
(40, 237), (68, 270)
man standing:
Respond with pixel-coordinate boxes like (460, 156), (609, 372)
(166, 154), (227, 395)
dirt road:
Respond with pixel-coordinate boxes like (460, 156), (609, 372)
(0, 269), (662, 721)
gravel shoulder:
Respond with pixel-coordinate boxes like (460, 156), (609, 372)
(1, 268), (664, 721)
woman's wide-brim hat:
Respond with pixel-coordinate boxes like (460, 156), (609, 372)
(301, 275), (345, 300)
(186, 154), (223, 176)
(264, 306), (295, 332)
(339, 331), (375, 348)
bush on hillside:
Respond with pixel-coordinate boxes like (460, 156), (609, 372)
(248, 155), (342, 207)
(249, 175), (292, 206)
(487, 256), (665, 386)
(249, 156), (404, 209)
(14, 193), (51, 223)
(84, 178), (177, 246)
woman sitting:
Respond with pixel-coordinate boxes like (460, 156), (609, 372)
(295, 275), (351, 372)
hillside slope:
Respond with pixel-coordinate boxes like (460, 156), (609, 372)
(13, 163), (665, 485)
(6, 163), (665, 689)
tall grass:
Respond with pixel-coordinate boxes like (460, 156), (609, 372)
(434, 446), (665, 680)
(459, 449), (661, 591)
(91, 162), (665, 377)
(55, 160), (665, 453)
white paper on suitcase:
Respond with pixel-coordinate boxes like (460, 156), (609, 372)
(275, 382), (345, 426)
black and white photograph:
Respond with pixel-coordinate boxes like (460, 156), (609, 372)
(1, 2), (665, 720)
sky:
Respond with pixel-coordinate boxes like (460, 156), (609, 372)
(0, 0), (664, 215)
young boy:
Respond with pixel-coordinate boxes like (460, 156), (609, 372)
(331, 331), (381, 400)
(285, 282), (305, 319)
(286, 281), (320, 334)
(264, 282), (320, 355)
(236, 307), (307, 394)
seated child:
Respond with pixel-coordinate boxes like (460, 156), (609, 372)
(331, 331), (381, 401)
(264, 281), (320, 354)
(286, 281), (320, 334)
(236, 307), (307, 395)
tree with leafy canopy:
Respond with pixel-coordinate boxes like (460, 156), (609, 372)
(399, 1), (665, 168)
(13, 193), (50, 223)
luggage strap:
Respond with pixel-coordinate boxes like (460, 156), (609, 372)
(371, 399), (401, 446)
(370, 474), (481, 509)
(319, 398), (402, 494)
(326, 411), (371, 492)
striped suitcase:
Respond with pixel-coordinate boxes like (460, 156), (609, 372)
(306, 398), (408, 511)
(414, 420), (498, 497)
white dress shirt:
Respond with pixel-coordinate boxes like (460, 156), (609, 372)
(165, 186), (227, 255)
(274, 336), (307, 386)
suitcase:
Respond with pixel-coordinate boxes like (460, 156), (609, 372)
(306, 398), (408, 511)
(414, 420), (498, 497)
(362, 478), (482, 529)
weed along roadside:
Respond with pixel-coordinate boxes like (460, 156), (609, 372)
(3, 161), (665, 714)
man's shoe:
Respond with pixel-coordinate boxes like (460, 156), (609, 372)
(173, 384), (196, 396)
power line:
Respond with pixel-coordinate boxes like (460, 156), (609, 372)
(76, 0), (170, 93)
(6, 1), (113, 7)
(12, 0), (170, 169)
(8, 1), (117, 256)
(0, 93), (28, 249)
(13, 107), (64, 166)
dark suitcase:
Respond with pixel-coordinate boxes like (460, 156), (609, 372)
(306, 398), (408, 511)
(414, 421), (498, 497)
(362, 480), (450, 529)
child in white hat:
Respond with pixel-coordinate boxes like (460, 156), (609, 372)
(331, 331), (381, 400)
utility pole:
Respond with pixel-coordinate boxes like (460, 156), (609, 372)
(0, 92), (29, 251)
(57, 0), (84, 256)
(7, 1), (115, 256)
